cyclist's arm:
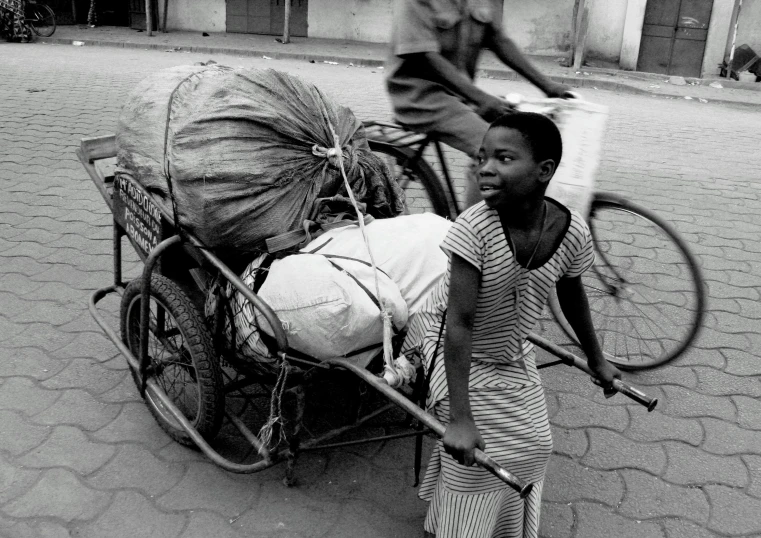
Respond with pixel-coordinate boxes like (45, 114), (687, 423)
(399, 53), (508, 116)
(489, 32), (571, 98)
(555, 276), (621, 387)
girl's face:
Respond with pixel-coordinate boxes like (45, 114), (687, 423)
(475, 127), (548, 209)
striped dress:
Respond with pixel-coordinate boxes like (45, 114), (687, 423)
(404, 198), (594, 538)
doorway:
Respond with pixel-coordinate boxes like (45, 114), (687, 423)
(227, 0), (308, 37)
(637, 0), (714, 77)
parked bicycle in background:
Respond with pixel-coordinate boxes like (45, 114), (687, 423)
(24, 0), (55, 37)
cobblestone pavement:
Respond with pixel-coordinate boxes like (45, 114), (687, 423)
(0, 43), (760, 538)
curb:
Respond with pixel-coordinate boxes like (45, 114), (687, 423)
(41, 36), (760, 107)
(41, 36), (387, 68)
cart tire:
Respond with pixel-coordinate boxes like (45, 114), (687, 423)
(368, 139), (453, 219)
(121, 275), (224, 445)
(548, 193), (705, 370)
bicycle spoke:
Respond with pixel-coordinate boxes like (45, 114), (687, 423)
(568, 197), (705, 369)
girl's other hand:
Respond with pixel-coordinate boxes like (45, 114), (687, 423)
(443, 418), (486, 467)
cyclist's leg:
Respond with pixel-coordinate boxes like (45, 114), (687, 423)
(427, 107), (489, 209)
(393, 94), (488, 210)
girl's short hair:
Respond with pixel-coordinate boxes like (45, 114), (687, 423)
(489, 112), (563, 168)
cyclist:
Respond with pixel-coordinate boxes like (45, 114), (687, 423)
(386, 0), (573, 206)
(0, 0), (31, 42)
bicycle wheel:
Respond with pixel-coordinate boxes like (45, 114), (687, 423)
(121, 274), (224, 445)
(26, 3), (56, 37)
(548, 192), (705, 370)
(368, 139), (453, 219)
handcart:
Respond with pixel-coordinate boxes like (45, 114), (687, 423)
(78, 133), (657, 497)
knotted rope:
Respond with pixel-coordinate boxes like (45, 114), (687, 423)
(257, 359), (291, 450)
(314, 127), (415, 388)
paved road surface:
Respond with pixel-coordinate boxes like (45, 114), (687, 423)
(1, 43), (761, 538)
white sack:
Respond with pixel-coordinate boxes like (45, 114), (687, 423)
(302, 213), (452, 315)
(230, 253), (408, 362)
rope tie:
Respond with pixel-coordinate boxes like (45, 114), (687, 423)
(258, 359), (291, 451)
(311, 143), (360, 176)
(323, 124), (414, 389)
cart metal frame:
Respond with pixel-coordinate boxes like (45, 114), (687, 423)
(78, 134), (656, 496)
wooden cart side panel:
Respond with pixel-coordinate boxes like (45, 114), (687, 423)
(81, 135), (117, 163)
(76, 148), (114, 211)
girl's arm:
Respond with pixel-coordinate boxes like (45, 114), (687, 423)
(555, 276), (621, 387)
(442, 253), (485, 467)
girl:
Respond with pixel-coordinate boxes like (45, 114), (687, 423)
(406, 111), (621, 538)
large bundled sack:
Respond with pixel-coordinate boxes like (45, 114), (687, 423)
(116, 65), (405, 253)
(221, 253), (408, 365)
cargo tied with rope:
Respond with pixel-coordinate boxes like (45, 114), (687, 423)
(79, 66), (658, 496)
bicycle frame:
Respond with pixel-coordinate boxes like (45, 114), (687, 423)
(410, 136), (462, 216)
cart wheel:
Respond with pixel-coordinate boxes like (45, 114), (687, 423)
(121, 275), (224, 445)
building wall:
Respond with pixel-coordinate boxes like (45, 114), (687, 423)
(502, 0), (575, 55)
(704, 0), (737, 76)
(735, 0), (761, 55)
(308, 0), (394, 42)
(502, 0), (627, 61)
(586, 0), (628, 62)
(307, 0), (627, 60)
(159, 0), (226, 33)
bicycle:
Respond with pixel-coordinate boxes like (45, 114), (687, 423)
(24, 1), (56, 38)
(365, 112), (705, 371)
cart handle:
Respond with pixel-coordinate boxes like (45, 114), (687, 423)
(527, 333), (658, 411)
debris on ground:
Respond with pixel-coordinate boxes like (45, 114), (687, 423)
(709, 81), (723, 89)
(738, 71), (757, 82)
(72, 41), (85, 46)
(323, 61), (338, 65)
(685, 96), (693, 100)
(263, 55), (272, 60)
(649, 85), (661, 89)
(699, 98), (708, 103)
(669, 76), (687, 86)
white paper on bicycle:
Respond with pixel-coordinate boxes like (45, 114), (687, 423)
(515, 98), (608, 217)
